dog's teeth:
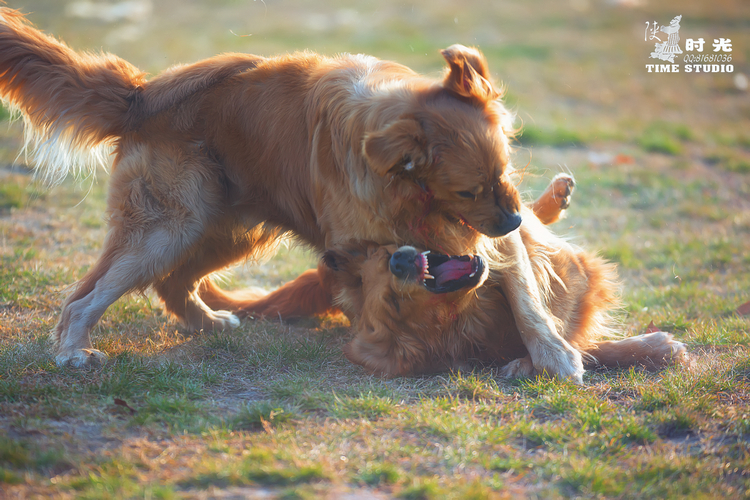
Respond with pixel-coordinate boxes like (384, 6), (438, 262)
(469, 272), (476, 278)
(421, 251), (430, 256)
(424, 273), (435, 280)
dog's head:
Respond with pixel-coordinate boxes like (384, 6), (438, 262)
(323, 241), (489, 376)
(363, 45), (522, 239)
(324, 242), (489, 320)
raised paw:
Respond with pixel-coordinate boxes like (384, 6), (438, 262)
(549, 172), (575, 210)
(531, 173), (577, 225)
(55, 348), (108, 368)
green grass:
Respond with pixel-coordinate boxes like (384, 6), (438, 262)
(329, 391), (396, 419)
(0, 174), (45, 213)
(2, 161), (748, 498)
(0, 180), (26, 211)
(636, 121), (696, 156)
(707, 149), (750, 174)
(1, 0), (749, 497)
(231, 401), (297, 430)
(0, 436), (69, 477)
(518, 124), (588, 147)
(398, 478), (441, 500)
(357, 461), (401, 486)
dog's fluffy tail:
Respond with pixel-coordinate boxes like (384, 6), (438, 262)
(0, 8), (146, 184)
(583, 331), (688, 370)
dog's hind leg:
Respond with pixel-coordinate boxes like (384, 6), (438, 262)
(152, 226), (268, 329)
(54, 148), (239, 367)
(153, 261), (242, 333)
(583, 332), (687, 370)
(55, 251), (138, 368)
(55, 223), (207, 368)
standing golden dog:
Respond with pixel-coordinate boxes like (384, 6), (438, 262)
(0, 9), (533, 367)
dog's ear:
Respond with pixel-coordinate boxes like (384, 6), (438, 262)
(322, 241), (377, 273)
(363, 119), (426, 177)
(441, 44), (499, 103)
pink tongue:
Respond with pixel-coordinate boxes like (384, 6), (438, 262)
(433, 260), (471, 286)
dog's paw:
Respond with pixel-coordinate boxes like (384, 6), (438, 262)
(668, 338), (688, 361)
(499, 356), (537, 379)
(183, 308), (241, 333)
(639, 331), (688, 366)
(550, 173), (575, 210)
(531, 341), (585, 385)
(56, 348), (108, 368)
(206, 310), (241, 330)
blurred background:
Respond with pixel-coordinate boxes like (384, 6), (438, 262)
(1, 0), (749, 328)
(4, 0), (747, 146)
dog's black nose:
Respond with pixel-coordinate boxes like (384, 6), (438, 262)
(491, 211), (522, 237)
(389, 246), (418, 279)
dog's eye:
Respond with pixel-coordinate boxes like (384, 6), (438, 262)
(457, 191), (475, 200)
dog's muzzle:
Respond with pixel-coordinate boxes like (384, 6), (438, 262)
(488, 209), (522, 237)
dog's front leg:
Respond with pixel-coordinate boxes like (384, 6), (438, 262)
(496, 230), (584, 384)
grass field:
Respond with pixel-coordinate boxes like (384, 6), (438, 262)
(1, 0), (749, 498)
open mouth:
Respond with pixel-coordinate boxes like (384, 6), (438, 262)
(390, 248), (486, 294)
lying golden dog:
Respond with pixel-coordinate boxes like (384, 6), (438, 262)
(0, 9), (526, 367)
(322, 215), (687, 378)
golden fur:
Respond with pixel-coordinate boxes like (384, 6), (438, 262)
(0, 9), (531, 367)
(224, 176), (686, 380)
(204, 174), (577, 321)
(321, 207), (687, 378)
